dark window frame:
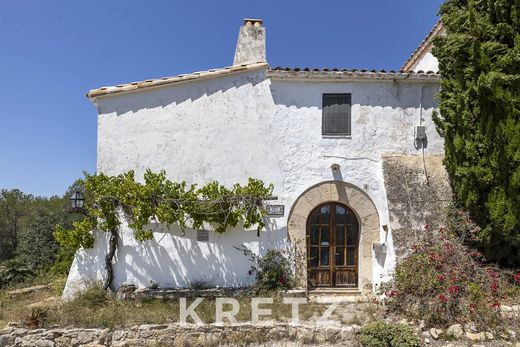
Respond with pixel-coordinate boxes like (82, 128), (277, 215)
(322, 93), (352, 136)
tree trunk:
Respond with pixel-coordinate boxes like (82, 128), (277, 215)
(103, 228), (119, 291)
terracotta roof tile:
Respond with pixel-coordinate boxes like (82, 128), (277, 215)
(87, 61), (440, 100)
(86, 62), (269, 99)
(267, 66), (440, 81)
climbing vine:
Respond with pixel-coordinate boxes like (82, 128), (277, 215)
(54, 170), (274, 290)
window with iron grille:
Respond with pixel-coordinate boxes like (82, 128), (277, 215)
(322, 94), (351, 135)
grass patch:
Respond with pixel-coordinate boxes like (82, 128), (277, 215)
(0, 281), (58, 327)
(2, 284), (367, 329)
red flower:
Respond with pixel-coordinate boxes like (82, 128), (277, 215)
(491, 302), (500, 309)
(449, 273), (460, 282)
(436, 274), (445, 281)
(513, 272), (520, 284)
(470, 251), (482, 259)
(385, 290), (398, 297)
(490, 281), (498, 292)
(438, 294), (448, 302)
(424, 224), (430, 231)
(443, 242), (454, 253)
(448, 285), (461, 295)
(486, 268), (499, 279)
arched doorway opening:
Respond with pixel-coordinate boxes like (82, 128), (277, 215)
(307, 202), (359, 288)
(287, 181), (380, 292)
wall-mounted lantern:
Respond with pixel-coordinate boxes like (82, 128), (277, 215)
(70, 191), (85, 213)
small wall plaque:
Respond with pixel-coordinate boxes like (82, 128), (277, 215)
(266, 205), (284, 217)
(197, 230), (209, 242)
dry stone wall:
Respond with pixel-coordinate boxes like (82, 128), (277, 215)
(0, 323), (359, 347)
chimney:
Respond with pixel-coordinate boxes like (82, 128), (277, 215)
(233, 18), (266, 65)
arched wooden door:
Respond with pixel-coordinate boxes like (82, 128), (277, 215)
(307, 202), (359, 288)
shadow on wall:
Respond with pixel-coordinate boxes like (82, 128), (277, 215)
(97, 70), (267, 116)
(112, 221), (288, 289)
(73, 232), (111, 289)
(269, 80), (439, 110)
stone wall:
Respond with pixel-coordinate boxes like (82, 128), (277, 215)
(0, 323), (359, 347)
(382, 154), (452, 258)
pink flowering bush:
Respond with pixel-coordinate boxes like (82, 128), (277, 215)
(382, 208), (518, 329)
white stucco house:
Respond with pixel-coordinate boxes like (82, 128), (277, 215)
(63, 19), (450, 299)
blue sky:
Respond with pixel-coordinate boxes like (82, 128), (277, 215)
(0, 0), (443, 197)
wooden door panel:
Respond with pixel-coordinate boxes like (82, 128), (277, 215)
(309, 270), (331, 287)
(335, 270), (357, 287)
(307, 202), (359, 288)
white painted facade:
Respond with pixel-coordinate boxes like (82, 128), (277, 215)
(63, 20), (444, 299)
(410, 51), (439, 72)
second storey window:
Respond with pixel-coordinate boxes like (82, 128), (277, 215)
(322, 93), (352, 136)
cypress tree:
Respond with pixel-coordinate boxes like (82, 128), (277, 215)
(433, 0), (520, 265)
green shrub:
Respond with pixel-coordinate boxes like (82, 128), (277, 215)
(359, 321), (419, 347)
(236, 246), (295, 292)
(49, 246), (75, 275)
(188, 279), (214, 290)
(17, 215), (59, 271)
(254, 249), (294, 291)
(382, 210), (512, 329)
(0, 260), (34, 288)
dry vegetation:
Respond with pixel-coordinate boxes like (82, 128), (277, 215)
(1, 280), (377, 329)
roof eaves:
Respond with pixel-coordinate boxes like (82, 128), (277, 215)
(267, 68), (440, 82)
(87, 62), (268, 100)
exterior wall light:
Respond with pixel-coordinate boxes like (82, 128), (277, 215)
(70, 190), (85, 213)
(331, 163), (340, 172)
(331, 163), (342, 181)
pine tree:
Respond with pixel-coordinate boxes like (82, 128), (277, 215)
(433, 0), (520, 265)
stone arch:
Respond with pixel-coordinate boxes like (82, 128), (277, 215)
(287, 181), (380, 292)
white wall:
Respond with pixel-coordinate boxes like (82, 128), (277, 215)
(411, 51), (439, 73)
(63, 68), (443, 298)
(63, 214), (287, 299)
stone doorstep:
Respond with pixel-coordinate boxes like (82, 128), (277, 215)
(308, 287), (361, 294)
(308, 288), (365, 303)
